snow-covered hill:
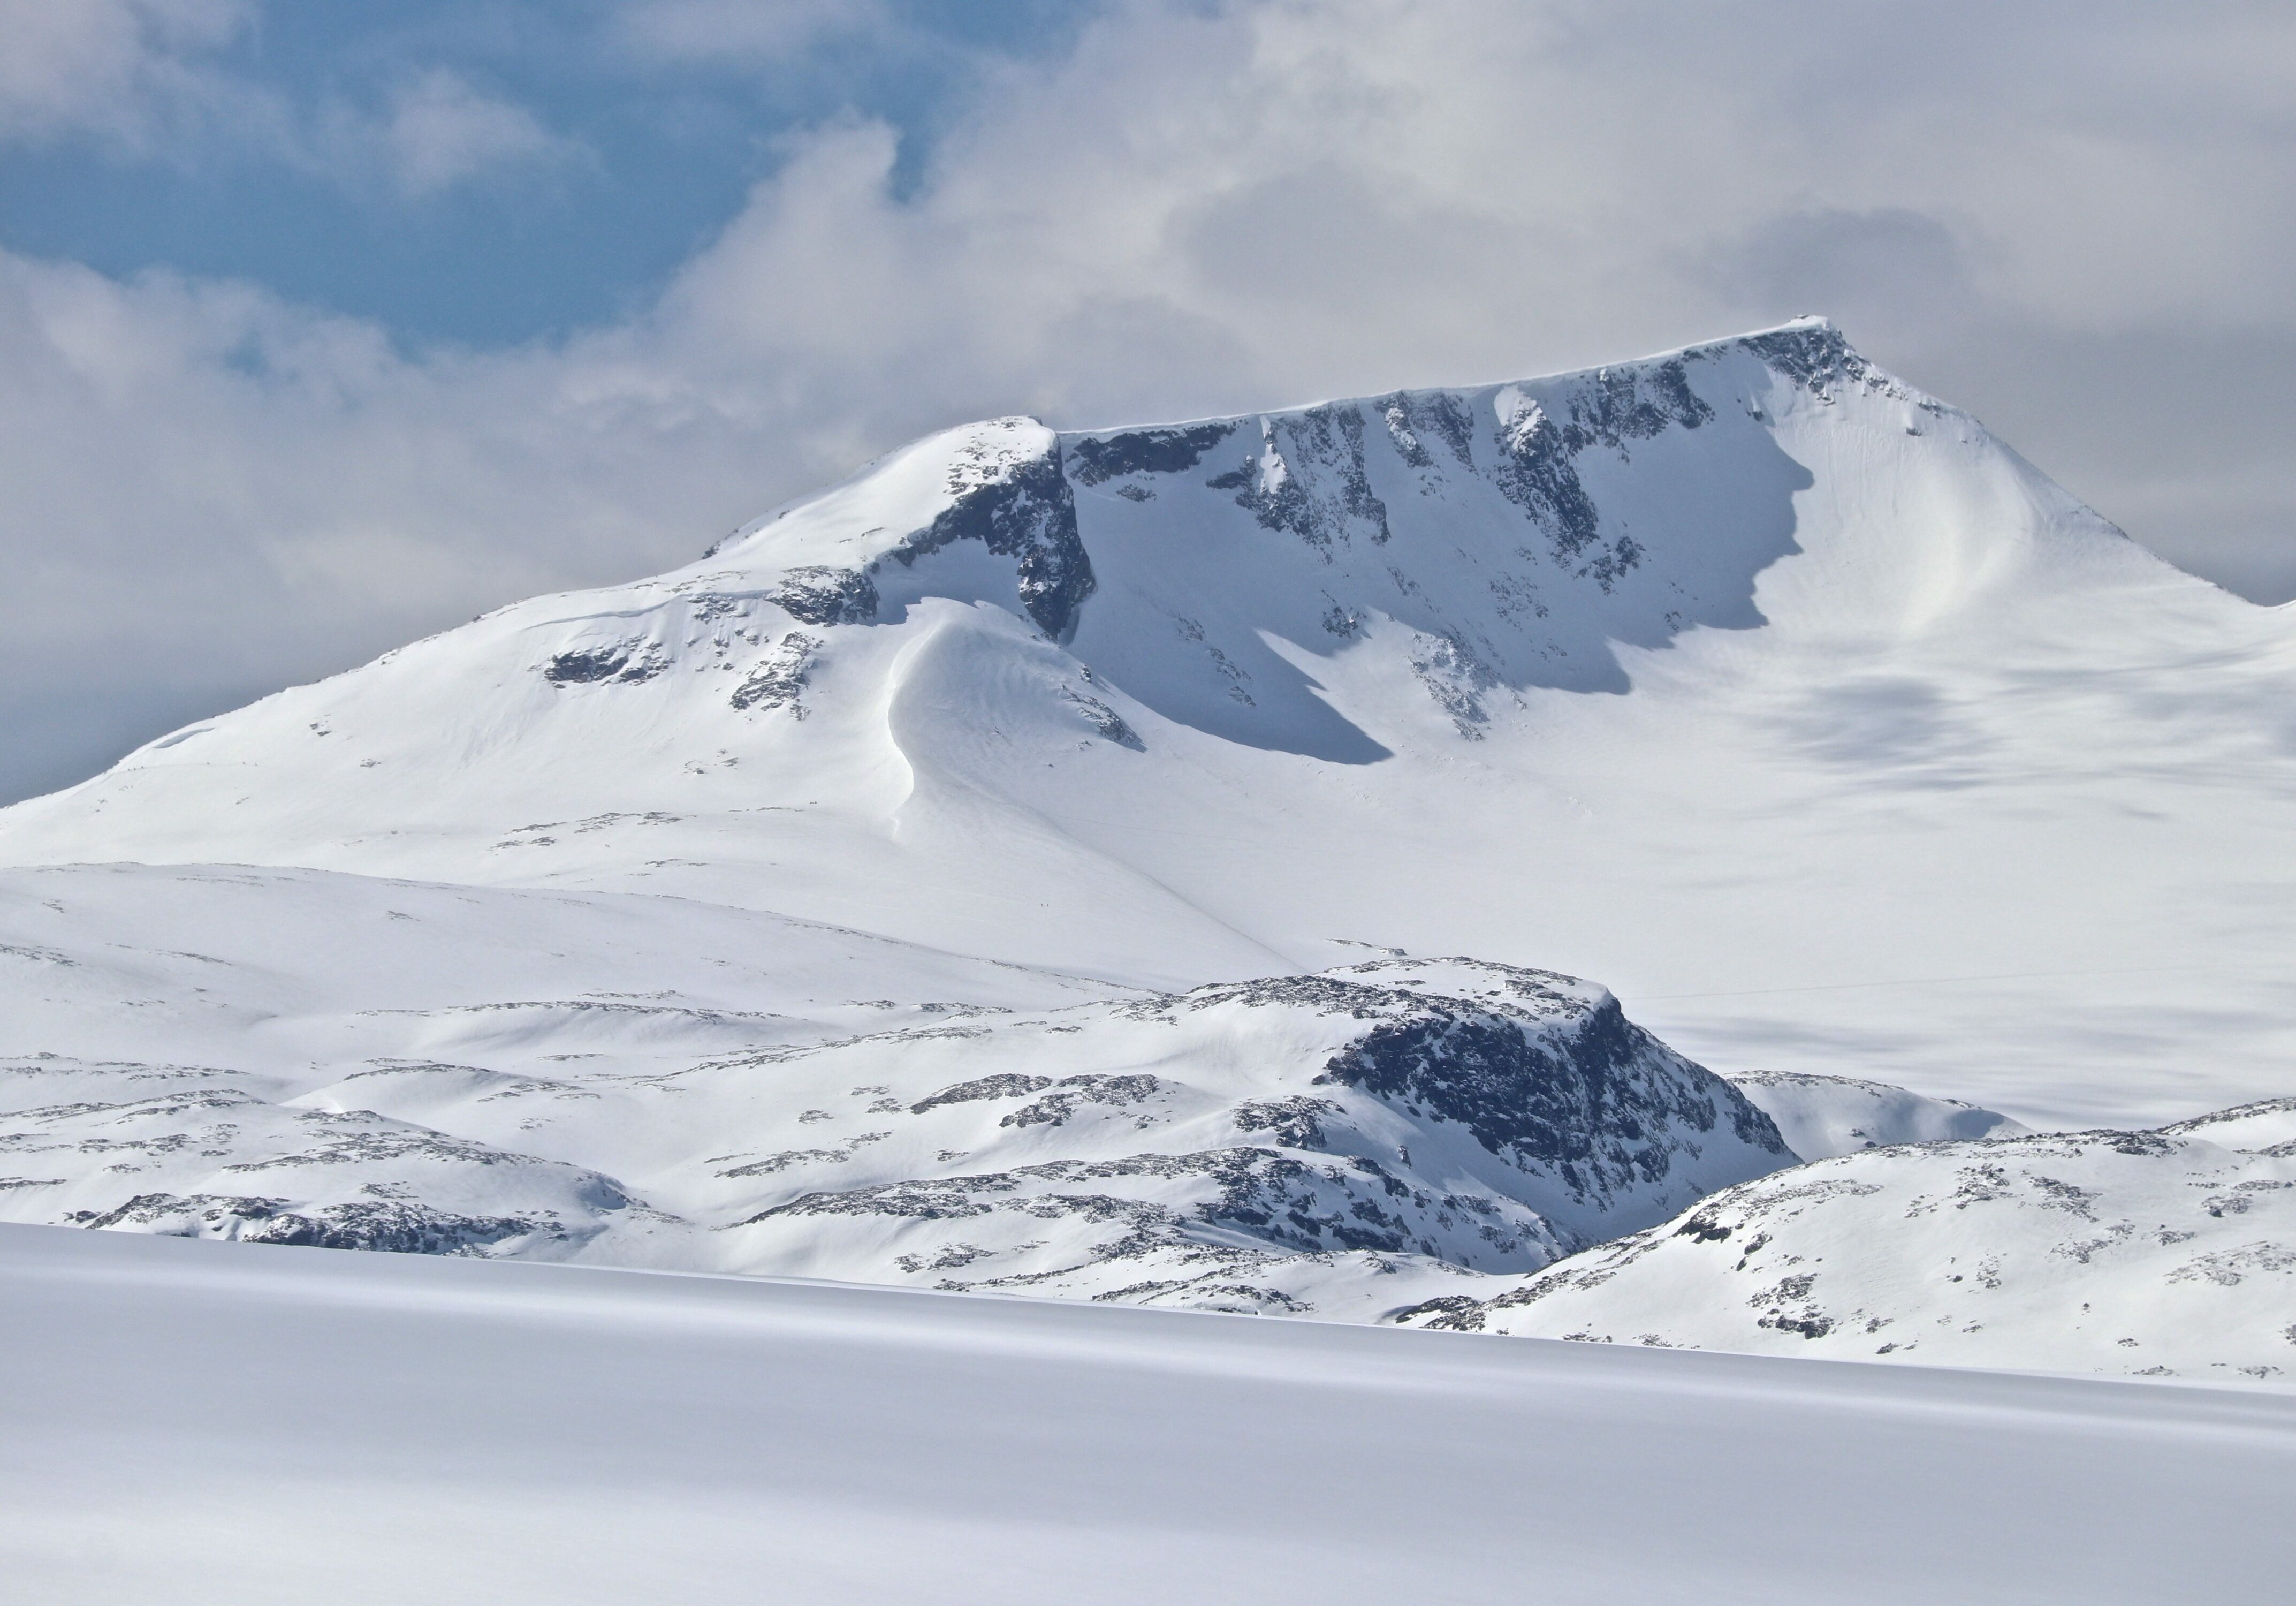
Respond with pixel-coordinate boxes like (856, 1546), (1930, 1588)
(0, 863), (1788, 1317)
(5, 319), (2295, 1378)
(1397, 1124), (2296, 1383)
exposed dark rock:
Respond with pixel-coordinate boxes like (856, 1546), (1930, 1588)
(86, 1192), (287, 1232)
(1409, 633), (1499, 735)
(83, 1191), (559, 1255)
(1062, 690), (1144, 750)
(1738, 324), (1871, 398)
(1296, 979), (1786, 1204)
(741, 1144), (1552, 1266)
(719, 1148), (851, 1178)
(1490, 358), (1712, 577)
(1379, 391), (1477, 469)
(1234, 1096), (1340, 1148)
(544, 645), (663, 686)
(1554, 360), (1716, 452)
(769, 567), (880, 626)
(1068, 422), (1237, 485)
(888, 442), (1094, 638)
(1492, 400), (1604, 559)
(1387, 1293), (1487, 1330)
(730, 634), (818, 714)
(1001, 1074), (1167, 1129)
(1226, 405), (1392, 548)
(244, 1201), (556, 1255)
(910, 1074), (1055, 1115)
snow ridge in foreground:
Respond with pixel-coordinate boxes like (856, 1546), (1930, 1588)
(9, 1225), (2292, 1605)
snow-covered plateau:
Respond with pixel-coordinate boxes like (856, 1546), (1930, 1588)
(4, 319), (2295, 1401)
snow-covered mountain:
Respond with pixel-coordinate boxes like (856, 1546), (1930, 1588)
(6, 319), (2293, 1120)
(5, 318), (2294, 1376)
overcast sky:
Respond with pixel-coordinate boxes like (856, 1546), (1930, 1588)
(4, 0), (2293, 804)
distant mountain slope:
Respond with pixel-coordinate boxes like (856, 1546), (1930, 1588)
(0, 864), (1788, 1319)
(1397, 1124), (2296, 1383)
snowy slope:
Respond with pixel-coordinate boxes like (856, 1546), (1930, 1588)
(5, 319), (2296, 1377)
(1723, 1069), (2027, 1160)
(7, 1225), (2293, 1606)
(1398, 1125), (2296, 1383)
(0, 863), (1787, 1317)
(5, 321), (2295, 1125)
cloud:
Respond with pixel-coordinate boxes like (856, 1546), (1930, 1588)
(0, 5), (580, 198)
(0, 0), (256, 148)
(4, 0), (2296, 802)
(360, 69), (587, 198)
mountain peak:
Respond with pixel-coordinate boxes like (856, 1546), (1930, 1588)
(0, 316), (2210, 995)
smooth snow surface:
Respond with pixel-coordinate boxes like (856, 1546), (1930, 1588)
(5, 319), (2295, 1380)
(1724, 1068), (2027, 1160)
(5, 1224), (2292, 1606)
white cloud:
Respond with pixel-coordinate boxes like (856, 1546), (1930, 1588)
(0, 0), (256, 148)
(364, 69), (586, 197)
(4, 0), (2296, 800)
(0, 4), (579, 195)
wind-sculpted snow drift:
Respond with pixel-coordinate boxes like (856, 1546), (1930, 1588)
(5, 319), (2296, 1379)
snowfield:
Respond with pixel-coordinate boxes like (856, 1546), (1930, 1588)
(2, 319), (2294, 1393)
(1398, 1126), (2296, 1382)
(0, 863), (1794, 1317)
(4, 1224), (2291, 1606)
(1720, 1067), (2030, 1160)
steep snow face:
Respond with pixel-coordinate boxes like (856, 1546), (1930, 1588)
(0, 864), (1789, 1319)
(1058, 333), (1810, 757)
(3, 320), (2289, 1126)
(1398, 1126), (2296, 1384)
